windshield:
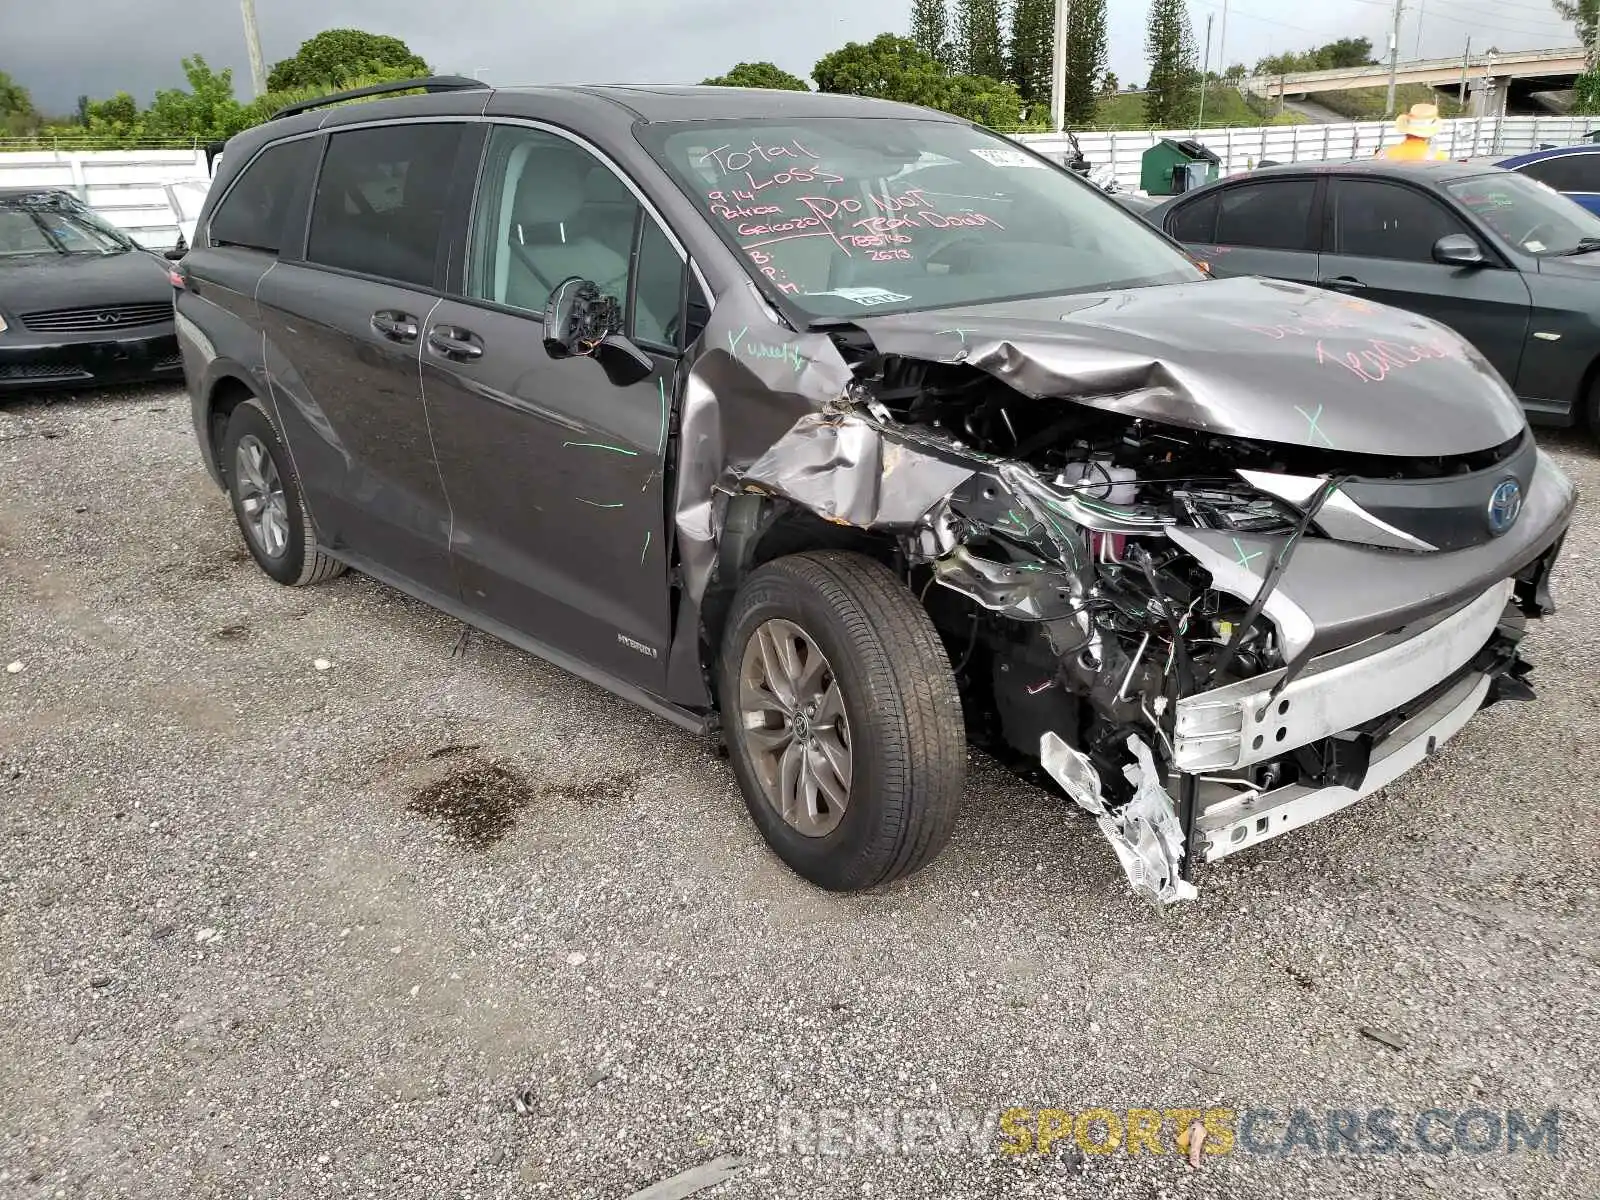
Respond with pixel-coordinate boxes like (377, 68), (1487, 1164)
(0, 194), (134, 258)
(1444, 171), (1600, 256)
(638, 118), (1202, 320)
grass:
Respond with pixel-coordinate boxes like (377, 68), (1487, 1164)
(1089, 87), (1307, 129)
(1311, 83), (1467, 122)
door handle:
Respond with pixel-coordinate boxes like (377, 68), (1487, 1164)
(427, 325), (484, 360)
(371, 310), (419, 342)
(1324, 276), (1366, 291)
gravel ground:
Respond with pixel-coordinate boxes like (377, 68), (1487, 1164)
(2, 384), (1597, 1200)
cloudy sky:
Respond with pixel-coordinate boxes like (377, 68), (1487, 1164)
(0, 0), (1579, 115)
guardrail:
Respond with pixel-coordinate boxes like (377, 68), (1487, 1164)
(4, 114), (1597, 249)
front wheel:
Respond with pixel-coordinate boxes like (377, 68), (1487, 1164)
(718, 551), (966, 891)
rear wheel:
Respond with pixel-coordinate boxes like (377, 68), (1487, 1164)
(220, 398), (345, 587)
(718, 551), (966, 891)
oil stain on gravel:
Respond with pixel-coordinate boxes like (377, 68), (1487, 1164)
(406, 756), (537, 849)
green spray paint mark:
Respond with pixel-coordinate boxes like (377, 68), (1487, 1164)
(562, 441), (638, 456)
(577, 498), (624, 509)
(1232, 537), (1264, 569)
(640, 530), (651, 563)
(727, 323), (805, 373)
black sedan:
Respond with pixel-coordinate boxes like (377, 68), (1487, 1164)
(1150, 160), (1600, 434)
(0, 187), (182, 392)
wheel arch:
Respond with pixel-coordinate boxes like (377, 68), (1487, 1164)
(200, 371), (259, 483)
(698, 495), (902, 685)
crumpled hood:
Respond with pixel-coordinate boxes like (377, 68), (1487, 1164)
(0, 250), (172, 316)
(851, 276), (1528, 458)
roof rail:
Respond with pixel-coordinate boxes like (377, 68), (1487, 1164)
(266, 75), (489, 123)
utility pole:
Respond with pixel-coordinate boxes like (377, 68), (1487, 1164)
(1198, 13), (1214, 129)
(1384, 0), (1405, 118)
(1050, 0), (1068, 134)
(1458, 36), (1470, 108)
(239, 0), (267, 98)
(1218, 0), (1229, 77)
(1414, 0), (1425, 60)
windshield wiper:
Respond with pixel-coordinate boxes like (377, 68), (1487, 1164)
(1553, 237), (1600, 257)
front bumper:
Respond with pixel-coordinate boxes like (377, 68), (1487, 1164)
(1196, 666), (1490, 862)
(1172, 578), (1514, 773)
(0, 326), (182, 391)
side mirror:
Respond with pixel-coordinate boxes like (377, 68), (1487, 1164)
(543, 276), (619, 358)
(1434, 233), (1485, 267)
(541, 276), (654, 386)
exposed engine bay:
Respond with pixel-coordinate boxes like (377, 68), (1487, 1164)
(722, 327), (1570, 907)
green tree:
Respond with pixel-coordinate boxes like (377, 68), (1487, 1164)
(910, 0), (954, 70)
(813, 33), (1021, 125)
(1007, 0), (1053, 107)
(1554, 1), (1600, 110)
(1101, 72), (1120, 95)
(701, 62), (810, 90)
(141, 56), (250, 143)
(265, 29), (430, 92)
(0, 70), (37, 136)
(1145, 0), (1199, 126)
(954, 0), (1005, 80)
(1062, 0), (1107, 125)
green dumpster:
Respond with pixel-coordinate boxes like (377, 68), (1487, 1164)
(1140, 138), (1222, 197)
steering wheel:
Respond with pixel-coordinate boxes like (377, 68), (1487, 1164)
(924, 232), (989, 272)
(1512, 220), (1558, 250)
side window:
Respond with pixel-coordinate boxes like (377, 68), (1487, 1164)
(1169, 191), (1220, 243)
(1332, 179), (1469, 263)
(1517, 154), (1600, 194)
(1214, 181), (1318, 251)
(306, 123), (467, 287)
(209, 137), (318, 254)
(468, 124), (686, 346)
(632, 216), (685, 348)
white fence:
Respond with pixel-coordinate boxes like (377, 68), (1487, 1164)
(3, 115), (1598, 248)
(1014, 114), (1600, 192)
(0, 148), (209, 250)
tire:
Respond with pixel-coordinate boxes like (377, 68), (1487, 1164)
(220, 398), (346, 587)
(717, 551), (966, 891)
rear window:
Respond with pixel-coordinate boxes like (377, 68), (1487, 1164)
(209, 137), (318, 254)
(306, 123), (467, 287)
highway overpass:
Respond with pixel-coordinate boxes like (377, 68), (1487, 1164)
(1244, 46), (1586, 115)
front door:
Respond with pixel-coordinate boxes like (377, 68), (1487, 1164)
(1319, 177), (1532, 391)
(253, 121), (477, 600)
(420, 123), (696, 693)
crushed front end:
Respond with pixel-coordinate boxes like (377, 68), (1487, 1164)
(726, 299), (1577, 907)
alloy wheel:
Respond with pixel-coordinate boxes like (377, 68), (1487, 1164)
(736, 618), (853, 837)
(234, 434), (290, 560)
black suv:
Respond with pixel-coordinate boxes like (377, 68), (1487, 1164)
(176, 78), (1574, 906)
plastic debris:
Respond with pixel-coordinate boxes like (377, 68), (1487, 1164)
(5, 662), (23, 674)
(565, 952), (587, 967)
(622, 1156), (749, 1200)
(313, 659), (333, 671)
(1040, 730), (1198, 907)
(1359, 1025), (1410, 1051)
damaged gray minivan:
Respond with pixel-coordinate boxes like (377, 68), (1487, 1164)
(175, 78), (1576, 905)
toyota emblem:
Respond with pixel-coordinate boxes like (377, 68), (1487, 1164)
(1486, 478), (1523, 537)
